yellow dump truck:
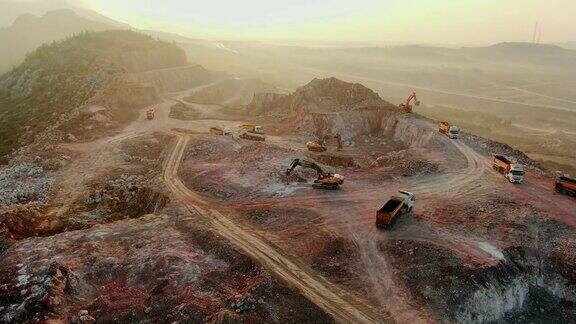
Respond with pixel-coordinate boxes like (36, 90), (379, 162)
(240, 124), (264, 135)
(439, 122), (460, 139)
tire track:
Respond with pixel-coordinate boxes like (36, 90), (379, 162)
(163, 133), (383, 324)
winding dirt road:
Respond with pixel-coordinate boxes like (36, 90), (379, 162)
(163, 133), (382, 324)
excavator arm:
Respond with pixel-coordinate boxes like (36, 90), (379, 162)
(286, 159), (324, 177)
(286, 159), (344, 190)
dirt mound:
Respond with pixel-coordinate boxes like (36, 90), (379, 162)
(461, 132), (542, 170)
(310, 154), (356, 168)
(169, 102), (201, 120)
(185, 78), (279, 108)
(249, 77), (396, 121)
(312, 237), (366, 292)
(371, 150), (439, 176)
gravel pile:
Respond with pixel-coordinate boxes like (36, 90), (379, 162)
(0, 163), (53, 209)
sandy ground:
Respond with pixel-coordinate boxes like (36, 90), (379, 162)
(3, 75), (575, 322)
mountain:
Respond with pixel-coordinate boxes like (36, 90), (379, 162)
(248, 77), (394, 117)
(0, 9), (125, 74)
(558, 41), (576, 51)
(0, 30), (187, 160)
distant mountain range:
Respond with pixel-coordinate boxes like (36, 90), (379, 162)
(1, 4), (576, 76)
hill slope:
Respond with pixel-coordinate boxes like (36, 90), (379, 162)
(0, 30), (187, 161)
(0, 9), (127, 74)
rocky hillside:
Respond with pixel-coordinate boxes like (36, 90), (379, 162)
(249, 77), (399, 139)
(0, 30), (186, 161)
(0, 9), (122, 74)
(249, 77), (393, 116)
(185, 78), (279, 107)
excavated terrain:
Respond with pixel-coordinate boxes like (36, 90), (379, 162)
(2, 73), (576, 323)
(175, 77), (576, 322)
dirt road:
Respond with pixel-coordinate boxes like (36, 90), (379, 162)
(163, 133), (382, 324)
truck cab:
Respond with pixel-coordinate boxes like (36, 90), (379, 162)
(507, 164), (525, 184)
(398, 191), (416, 212)
(448, 126), (460, 139)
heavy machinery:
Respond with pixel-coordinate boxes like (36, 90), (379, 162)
(555, 176), (576, 197)
(307, 134), (343, 152)
(492, 155), (524, 183)
(239, 129), (265, 141)
(210, 127), (233, 136)
(146, 108), (155, 120)
(240, 124), (264, 135)
(399, 92), (420, 113)
(376, 191), (415, 229)
(439, 122), (461, 139)
(286, 158), (344, 190)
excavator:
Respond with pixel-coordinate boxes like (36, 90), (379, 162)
(399, 92), (420, 113)
(307, 134), (343, 152)
(286, 158), (344, 190)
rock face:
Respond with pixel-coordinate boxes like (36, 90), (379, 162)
(139, 65), (225, 92)
(184, 78), (279, 108)
(249, 77), (392, 117)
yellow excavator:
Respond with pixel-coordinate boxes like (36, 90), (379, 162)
(286, 158), (344, 190)
(307, 134), (343, 152)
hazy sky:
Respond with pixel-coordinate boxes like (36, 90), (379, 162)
(7, 0), (576, 44)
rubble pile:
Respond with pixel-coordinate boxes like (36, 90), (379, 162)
(0, 162), (52, 209)
(169, 102), (200, 120)
(461, 132), (541, 170)
(0, 215), (331, 323)
(371, 150), (439, 176)
(71, 174), (169, 229)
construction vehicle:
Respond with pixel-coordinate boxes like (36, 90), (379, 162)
(376, 191), (415, 229)
(146, 108), (155, 120)
(286, 158), (344, 190)
(307, 134), (343, 152)
(240, 124), (264, 135)
(239, 129), (265, 141)
(210, 127), (224, 136)
(492, 155), (524, 183)
(210, 127), (233, 136)
(439, 122), (461, 139)
(399, 92), (420, 113)
(555, 176), (576, 197)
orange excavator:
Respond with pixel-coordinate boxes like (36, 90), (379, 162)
(399, 92), (420, 113)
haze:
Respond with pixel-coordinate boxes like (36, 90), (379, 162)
(3, 0), (575, 44)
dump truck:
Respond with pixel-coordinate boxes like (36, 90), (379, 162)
(239, 129), (265, 141)
(376, 191), (415, 229)
(555, 176), (576, 197)
(210, 127), (224, 136)
(492, 155), (524, 183)
(146, 108), (155, 120)
(240, 124), (264, 135)
(439, 122), (460, 139)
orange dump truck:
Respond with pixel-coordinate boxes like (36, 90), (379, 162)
(492, 155), (524, 183)
(439, 122), (460, 139)
(555, 176), (576, 197)
(376, 191), (415, 229)
(210, 127), (224, 136)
